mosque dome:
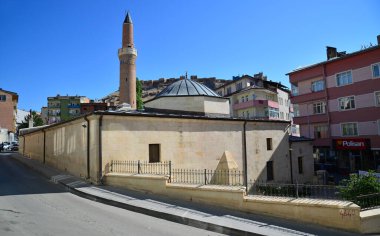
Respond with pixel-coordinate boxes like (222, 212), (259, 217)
(155, 79), (220, 98)
(145, 79), (230, 117)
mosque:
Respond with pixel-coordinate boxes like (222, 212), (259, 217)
(19, 13), (314, 186)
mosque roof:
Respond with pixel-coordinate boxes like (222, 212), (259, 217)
(155, 79), (221, 98)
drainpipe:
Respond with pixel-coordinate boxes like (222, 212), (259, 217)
(243, 121), (248, 191)
(98, 115), (103, 184)
(84, 115), (90, 179)
(322, 64), (331, 136)
(42, 129), (46, 164)
(289, 138), (294, 184)
(22, 135), (25, 156)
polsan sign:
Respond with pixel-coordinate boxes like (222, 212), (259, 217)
(334, 138), (369, 150)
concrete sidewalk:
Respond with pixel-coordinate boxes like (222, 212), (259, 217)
(10, 153), (359, 236)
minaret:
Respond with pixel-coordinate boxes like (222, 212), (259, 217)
(118, 12), (137, 109)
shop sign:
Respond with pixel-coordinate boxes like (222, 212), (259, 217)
(334, 138), (369, 150)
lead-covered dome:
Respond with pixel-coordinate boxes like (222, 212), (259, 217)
(156, 79), (220, 98)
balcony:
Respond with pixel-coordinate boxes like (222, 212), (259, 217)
(48, 104), (60, 108)
(291, 90), (325, 104)
(293, 114), (328, 125)
(233, 99), (279, 110)
(118, 48), (137, 57)
(67, 104), (80, 108)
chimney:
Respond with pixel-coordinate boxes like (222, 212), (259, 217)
(377, 35), (380, 45)
(326, 46), (337, 60)
(28, 109), (33, 128)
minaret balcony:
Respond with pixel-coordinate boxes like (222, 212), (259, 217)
(118, 48), (137, 57)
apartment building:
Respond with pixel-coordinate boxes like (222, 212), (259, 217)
(80, 102), (109, 114)
(215, 73), (292, 121)
(0, 88), (18, 139)
(47, 95), (89, 124)
(287, 35), (380, 173)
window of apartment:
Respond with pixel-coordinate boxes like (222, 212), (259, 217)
(314, 125), (329, 138)
(311, 80), (325, 92)
(246, 111), (249, 118)
(375, 91), (380, 106)
(372, 63), (380, 78)
(291, 84), (298, 96)
(286, 113), (289, 120)
(217, 91), (223, 96)
(278, 97), (283, 105)
(336, 71), (352, 86)
(0, 95), (6, 102)
(338, 96), (355, 110)
(284, 99), (289, 107)
(298, 157), (303, 174)
(279, 112), (284, 119)
(245, 95), (248, 102)
(267, 161), (274, 181)
(313, 101), (326, 114)
(341, 123), (358, 136)
(226, 87), (232, 95)
(266, 138), (273, 150)
(252, 94), (256, 100)
(293, 104), (300, 117)
(236, 82), (243, 91)
(266, 107), (279, 118)
(241, 96), (244, 103)
(149, 144), (160, 163)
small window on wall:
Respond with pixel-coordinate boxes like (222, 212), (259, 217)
(0, 95), (6, 101)
(298, 156), (303, 174)
(149, 144), (160, 163)
(266, 138), (273, 150)
(267, 161), (274, 181)
(372, 63), (380, 78)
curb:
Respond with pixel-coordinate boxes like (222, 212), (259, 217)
(10, 154), (262, 236)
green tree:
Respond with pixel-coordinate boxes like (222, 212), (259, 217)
(136, 77), (144, 110)
(18, 111), (44, 130)
(339, 171), (380, 201)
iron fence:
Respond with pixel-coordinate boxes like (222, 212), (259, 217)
(248, 181), (342, 200)
(110, 160), (171, 176)
(354, 193), (380, 210)
(171, 169), (244, 186)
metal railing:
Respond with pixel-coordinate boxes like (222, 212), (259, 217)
(110, 160), (171, 176)
(171, 169), (244, 186)
(354, 193), (380, 210)
(248, 181), (342, 200)
(109, 160), (243, 186)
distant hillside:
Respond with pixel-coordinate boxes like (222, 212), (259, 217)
(102, 75), (230, 106)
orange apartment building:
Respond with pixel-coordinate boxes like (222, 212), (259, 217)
(0, 88), (18, 140)
(287, 36), (380, 173)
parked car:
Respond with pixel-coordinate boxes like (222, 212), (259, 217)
(2, 142), (10, 151)
(11, 143), (19, 151)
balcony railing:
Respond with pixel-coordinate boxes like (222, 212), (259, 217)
(233, 100), (279, 110)
(67, 104), (80, 108)
(118, 48), (137, 56)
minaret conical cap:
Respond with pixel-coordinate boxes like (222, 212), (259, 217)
(124, 12), (133, 24)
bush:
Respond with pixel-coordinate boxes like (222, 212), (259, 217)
(339, 171), (380, 200)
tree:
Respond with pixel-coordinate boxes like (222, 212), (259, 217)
(18, 111), (44, 130)
(339, 171), (380, 201)
(136, 77), (144, 110)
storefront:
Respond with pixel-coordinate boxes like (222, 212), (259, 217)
(334, 138), (373, 173)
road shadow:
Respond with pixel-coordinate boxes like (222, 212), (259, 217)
(0, 153), (67, 196)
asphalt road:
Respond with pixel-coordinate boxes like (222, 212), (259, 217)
(0, 153), (222, 236)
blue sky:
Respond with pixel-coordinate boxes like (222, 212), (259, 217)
(0, 0), (379, 111)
